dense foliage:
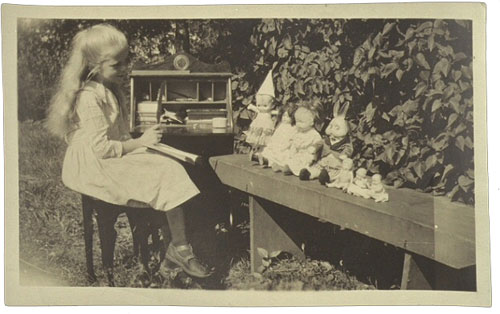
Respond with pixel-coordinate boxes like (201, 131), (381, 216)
(18, 18), (474, 204)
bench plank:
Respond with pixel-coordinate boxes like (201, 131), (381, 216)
(209, 154), (475, 269)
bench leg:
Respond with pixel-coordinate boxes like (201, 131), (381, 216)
(250, 196), (305, 273)
(401, 253), (433, 290)
(401, 252), (476, 290)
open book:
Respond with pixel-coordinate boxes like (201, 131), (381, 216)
(145, 143), (201, 165)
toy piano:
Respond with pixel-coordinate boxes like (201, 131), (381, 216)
(129, 53), (234, 157)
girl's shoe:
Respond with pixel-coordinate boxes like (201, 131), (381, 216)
(165, 243), (212, 278)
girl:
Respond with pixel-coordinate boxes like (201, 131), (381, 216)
(46, 24), (210, 278)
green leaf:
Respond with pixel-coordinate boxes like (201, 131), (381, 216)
(396, 69), (404, 81)
(415, 53), (431, 70)
(382, 22), (396, 36)
(381, 62), (399, 78)
(455, 135), (465, 151)
(447, 113), (459, 128)
(270, 250), (282, 258)
(416, 21), (434, 33)
(464, 136), (473, 149)
(283, 34), (293, 50)
(453, 70), (462, 82)
(257, 247), (268, 258)
(405, 27), (415, 41)
(458, 175), (474, 190)
(428, 34), (435, 52)
(419, 70), (430, 81)
(454, 52), (467, 63)
(414, 161), (424, 179)
(414, 81), (427, 98)
(425, 154), (438, 170)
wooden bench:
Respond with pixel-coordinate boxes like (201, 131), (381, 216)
(209, 154), (476, 290)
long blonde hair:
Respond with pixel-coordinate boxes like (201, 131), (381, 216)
(45, 24), (128, 138)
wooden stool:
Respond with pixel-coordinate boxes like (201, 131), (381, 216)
(81, 194), (165, 286)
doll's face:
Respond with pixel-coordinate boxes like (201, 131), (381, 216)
(372, 174), (382, 184)
(326, 118), (349, 142)
(294, 107), (315, 132)
(342, 158), (353, 170)
(256, 95), (274, 113)
(356, 168), (367, 178)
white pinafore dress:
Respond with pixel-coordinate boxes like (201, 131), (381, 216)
(62, 81), (199, 211)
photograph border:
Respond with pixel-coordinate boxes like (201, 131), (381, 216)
(2, 2), (490, 306)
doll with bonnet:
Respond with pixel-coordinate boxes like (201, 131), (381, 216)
(245, 69), (276, 159)
(299, 101), (353, 185)
(258, 103), (297, 167)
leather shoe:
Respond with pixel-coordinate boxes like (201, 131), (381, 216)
(165, 244), (212, 278)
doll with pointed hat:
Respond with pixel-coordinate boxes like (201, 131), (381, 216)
(245, 69), (277, 160)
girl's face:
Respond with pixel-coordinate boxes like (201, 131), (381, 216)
(294, 107), (315, 132)
(99, 48), (128, 85)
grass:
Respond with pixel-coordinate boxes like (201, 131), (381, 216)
(18, 120), (399, 290)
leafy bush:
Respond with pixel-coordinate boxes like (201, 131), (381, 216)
(18, 18), (474, 204)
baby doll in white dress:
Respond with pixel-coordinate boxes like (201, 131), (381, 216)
(259, 103), (297, 167)
(245, 70), (276, 160)
(347, 168), (371, 198)
(274, 101), (323, 176)
(327, 157), (354, 191)
(369, 174), (389, 202)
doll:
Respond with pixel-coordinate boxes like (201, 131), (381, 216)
(347, 168), (371, 199)
(326, 157), (354, 191)
(299, 102), (353, 185)
(259, 103), (297, 167)
(369, 174), (389, 202)
(274, 101), (323, 176)
(245, 70), (276, 160)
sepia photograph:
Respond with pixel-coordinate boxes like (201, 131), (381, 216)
(2, 1), (490, 307)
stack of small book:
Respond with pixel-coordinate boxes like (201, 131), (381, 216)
(136, 101), (159, 126)
(185, 109), (227, 125)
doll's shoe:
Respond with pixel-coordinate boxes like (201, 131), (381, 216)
(271, 163), (281, 172)
(165, 244), (212, 278)
(318, 169), (330, 185)
(299, 169), (311, 180)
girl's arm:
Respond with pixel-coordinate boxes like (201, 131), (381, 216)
(122, 124), (162, 154)
(77, 91), (161, 158)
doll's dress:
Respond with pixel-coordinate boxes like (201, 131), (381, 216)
(328, 169), (353, 190)
(283, 128), (322, 176)
(347, 177), (371, 198)
(370, 183), (389, 202)
(260, 122), (296, 167)
(306, 135), (353, 180)
(62, 81), (200, 212)
(245, 111), (274, 148)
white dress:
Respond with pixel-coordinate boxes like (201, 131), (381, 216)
(281, 127), (322, 176)
(245, 111), (274, 147)
(62, 81), (199, 212)
(260, 122), (296, 166)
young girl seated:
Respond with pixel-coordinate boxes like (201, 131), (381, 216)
(46, 24), (210, 278)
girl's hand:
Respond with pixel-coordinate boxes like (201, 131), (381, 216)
(139, 124), (162, 146)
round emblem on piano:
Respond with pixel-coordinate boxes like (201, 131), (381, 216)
(173, 54), (190, 71)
